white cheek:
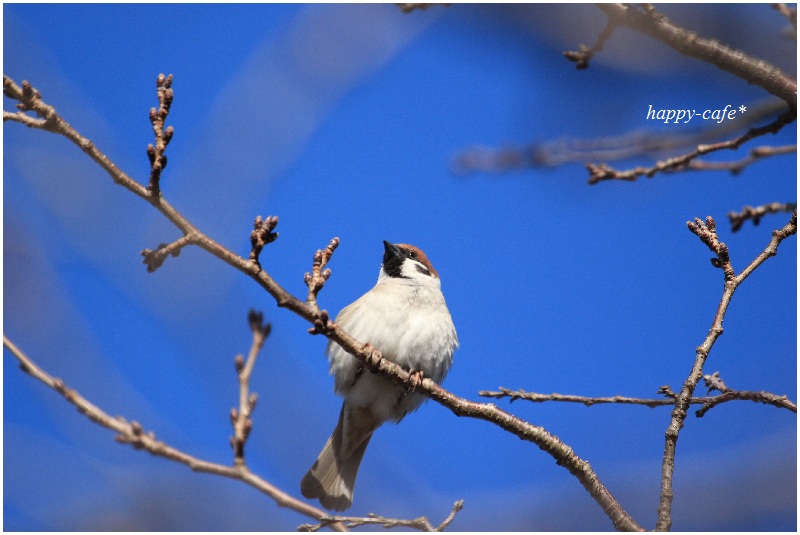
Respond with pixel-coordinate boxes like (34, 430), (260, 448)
(400, 260), (437, 282)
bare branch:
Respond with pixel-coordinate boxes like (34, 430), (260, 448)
(655, 210), (797, 531)
(3, 109), (49, 129)
(772, 3), (797, 29)
(587, 110), (796, 184)
(480, 386), (680, 407)
(563, 15), (619, 69)
(595, 4), (797, 106)
(140, 234), (196, 273)
(146, 73), (174, 196)
(728, 201), (798, 232)
(249, 215), (280, 267)
(298, 499), (464, 532)
(304, 237), (340, 311)
(452, 99), (791, 178)
(687, 144), (796, 175)
(695, 372), (797, 417)
(397, 3), (449, 14)
(686, 216), (735, 280)
(230, 310), (272, 467)
(2, 334), (347, 531)
(479, 385), (796, 415)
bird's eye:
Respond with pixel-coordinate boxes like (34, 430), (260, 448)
(407, 250), (417, 260)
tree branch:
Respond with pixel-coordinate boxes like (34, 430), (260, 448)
(694, 371), (796, 417)
(3, 333), (347, 531)
(728, 201), (798, 232)
(686, 144), (796, 175)
(298, 499), (464, 532)
(230, 310), (272, 467)
(563, 15), (619, 69)
(655, 210), (797, 531)
(772, 3), (797, 30)
(586, 110), (796, 184)
(479, 383), (796, 415)
(146, 73), (174, 196)
(305, 237), (340, 312)
(595, 4), (797, 107)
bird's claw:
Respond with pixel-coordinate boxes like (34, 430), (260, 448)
(408, 370), (424, 392)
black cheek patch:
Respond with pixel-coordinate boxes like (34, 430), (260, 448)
(415, 264), (431, 276)
(382, 252), (407, 278)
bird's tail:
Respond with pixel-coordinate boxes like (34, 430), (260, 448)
(301, 406), (375, 511)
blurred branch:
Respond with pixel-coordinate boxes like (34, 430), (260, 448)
(772, 3), (797, 30)
(586, 110), (796, 184)
(298, 500), (464, 532)
(2, 333), (346, 531)
(140, 235), (194, 273)
(479, 383), (796, 415)
(397, 3), (449, 14)
(452, 99), (790, 176)
(686, 144), (796, 175)
(3, 73), (644, 531)
(563, 15), (619, 69)
(728, 201), (798, 232)
(552, 4), (799, 184)
(656, 210), (797, 531)
(594, 4), (797, 107)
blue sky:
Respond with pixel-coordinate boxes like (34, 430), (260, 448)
(4, 4), (796, 531)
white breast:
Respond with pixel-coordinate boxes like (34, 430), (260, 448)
(327, 277), (458, 422)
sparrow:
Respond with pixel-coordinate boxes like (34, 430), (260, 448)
(301, 240), (458, 511)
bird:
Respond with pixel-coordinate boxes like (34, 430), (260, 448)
(301, 240), (458, 511)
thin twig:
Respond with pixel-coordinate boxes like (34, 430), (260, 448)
(397, 3), (449, 14)
(772, 3), (797, 29)
(146, 73), (174, 196)
(728, 202), (798, 232)
(298, 499), (464, 532)
(3, 109), (49, 128)
(230, 310), (272, 467)
(686, 215), (735, 280)
(305, 237), (340, 311)
(2, 334), (347, 532)
(655, 210), (797, 531)
(687, 144), (796, 175)
(249, 215), (279, 267)
(563, 15), (619, 69)
(479, 385), (796, 415)
(587, 111), (796, 184)
(140, 234), (197, 272)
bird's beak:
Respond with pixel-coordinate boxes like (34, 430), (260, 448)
(383, 240), (402, 263)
